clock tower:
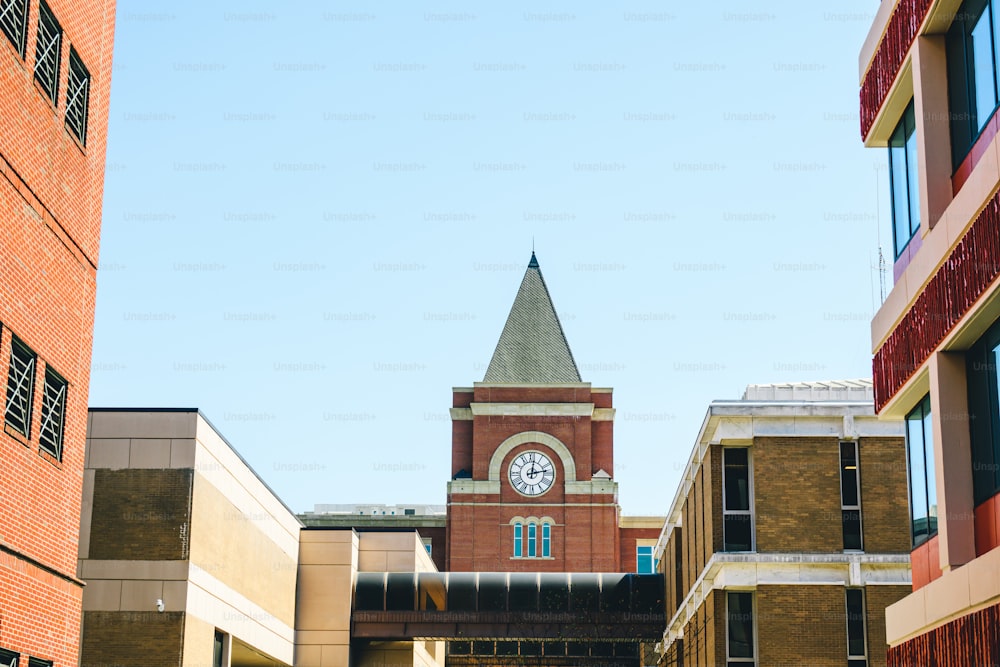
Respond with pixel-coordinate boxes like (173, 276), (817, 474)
(445, 253), (621, 572)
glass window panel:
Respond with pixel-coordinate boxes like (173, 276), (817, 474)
(840, 442), (859, 507)
(448, 641), (471, 655)
(520, 641), (543, 656)
(843, 510), (863, 550)
(922, 401), (937, 536)
(889, 128), (911, 258)
(508, 573), (538, 612)
(591, 642), (614, 657)
(906, 402), (930, 546)
(905, 115), (921, 238)
(727, 592), (755, 659)
(495, 641), (518, 656)
(385, 573), (415, 611)
(569, 573), (600, 612)
(632, 574), (665, 613)
(354, 573), (386, 611)
(542, 642), (565, 657)
(724, 514), (753, 552)
(542, 522), (551, 557)
(539, 573), (568, 612)
(472, 641), (494, 656)
(723, 448), (750, 511)
(972, 6), (998, 130)
(601, 573), (631, 613)
(846, 589), (867, 658)
(513, 523), (522, 557)
(566, 642), (589, 657)
(447, 573), (478, 611)
(478, 573), (507, 611)
(527, 523), (536, 557)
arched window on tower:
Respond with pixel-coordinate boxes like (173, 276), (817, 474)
(542, 522), (551, 557)
(527, 523), (537, 557)
(513, 522), (523, 557)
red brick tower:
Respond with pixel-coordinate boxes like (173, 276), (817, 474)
(446, 253), (620, 572)
(0, 0), (116, 664)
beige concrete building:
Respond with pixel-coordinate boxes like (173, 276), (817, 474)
(654, 381), (911, 666)
(78, 409), (444, 667)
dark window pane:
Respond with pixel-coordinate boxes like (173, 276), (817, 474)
(615, 642), (640, 657)
(723, 448), (750, 511)
(508, 573), (538, 612)
(633, 574), (665, 614)
(724, 514), (752, 552)
(0, 0), (28, 56)
(478, 573), (506, 611)
(472, 641), (494, 656)
(601, 573), (631, 613)
(354, 572), (385, 611)
(66, 47), (90, 145)
(848, 660), (869, 667)
(495, 641), (518, 656)
(5, 337), (36, 436)
(39, 367), (67, 460)
(727, 592), (754, 658)
(447, 572), (477, 611)
(33, 0), (60, 103)
(843, 510), (863, 551)
(385, 573), (415, 611)
(448, 641), (471, 655)
(539, 573), (568, 612)
(591, 642), (614, 657)
(846, 588), (867, 658)
(566, 641), (589, 657)
(971, 5), (997, 130)
(840, 442), (859, 507)
(569, 573), (600, 613)
(542, 642), (565, 657)
(520, 641), (543, 656)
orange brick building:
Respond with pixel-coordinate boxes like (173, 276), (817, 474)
(446, 253), (661, 574)
(0, 0), (116, 664)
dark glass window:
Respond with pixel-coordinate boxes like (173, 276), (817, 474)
(723, 448), (753, 552)
(5, 336), (36, 436)
(446, 572), (477, 611)
(448, 641), (471, 656)
(968, 317), (1000, 504)
(213, 632), (224, 667)
(385, 573), (415, 611)
(66, 47), (90, 145)
(888, 102), (920, 258)
(539, 573), (568, 612)
(846, 588), (868, 664)
(841, 442), (864, 551)
(947, 0), (1000, 168)
(569, 573), (600, 613)
(477, 573), (506, 611)
(726, 591), (755, 664)
(33, 0), (60, 103)
(508, 573), (538, 612)
(39, 367), (66, 460)
(353, 572), (385, 611)
(0, 649), (18, 667)
(0, 0), (28, 57)
(906, 395), (938, 547)
(27, 660), (51, 667)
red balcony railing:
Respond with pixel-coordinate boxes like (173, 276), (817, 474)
(887, 600), (1000, 666)
(860, 0), (934, 139)
(873, 189), (1000, 411)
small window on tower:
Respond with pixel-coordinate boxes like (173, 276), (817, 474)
(66, 47), (89, 145)
(39, 367), (67, 460)
(5, 337), (36, 437)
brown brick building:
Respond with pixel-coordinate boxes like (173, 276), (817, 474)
(655, 381), (911, 667)
(0, 0), (116, 664)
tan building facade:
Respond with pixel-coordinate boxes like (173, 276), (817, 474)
(860, 0), (1000, 661)
(655, 381), (911, 666)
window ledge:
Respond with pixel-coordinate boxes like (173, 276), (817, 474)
(4, 422), (29, 446)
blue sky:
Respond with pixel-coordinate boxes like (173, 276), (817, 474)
(92, 1), (888, 514)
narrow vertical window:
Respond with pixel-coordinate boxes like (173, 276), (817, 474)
(541, 522), (551, 558)
(513, 522), (522, 558)
(846, 588), (868, 666)
(33, 0), (61, 103)
(213, 631), (224, 667)
(5, 337), (36, 437)
(726, 591), (755, 665)
(723, 448), (753, 552)
(0, 0), (28, 57)
(38, 367), (66, 460)
(66, 47), (90, 145)
(947, 0), (1000, 166)
(906, 396), (937, 546)
(527, 523), (537, 558)
(888, 102), (920, 258)
(840, 442), (863, 551)
(27, 659), (52, 667)
(636, 545), (654, 574)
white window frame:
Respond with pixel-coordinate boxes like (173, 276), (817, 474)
(845, 588), (869, 663)
(722, 447), (755, 552)
(725, 590), (757, 665)
(839, 440), (864, 552)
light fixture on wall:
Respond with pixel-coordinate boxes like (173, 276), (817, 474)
(156, 598), (165, 613)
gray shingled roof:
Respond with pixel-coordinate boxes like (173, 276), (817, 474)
(483, 253), (582, 383)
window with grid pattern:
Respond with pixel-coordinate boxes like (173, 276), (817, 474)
(33, 0), (60, 103)
(39, 367), (66, 459)
(0, 649), (18, 667)
(0, 0), (28, 57)
(5, 337), (36, 436)
(65, 47), (89, 144)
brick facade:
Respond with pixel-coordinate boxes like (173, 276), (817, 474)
(0, 0), (115, 663)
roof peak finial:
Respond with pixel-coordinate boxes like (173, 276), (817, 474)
(528, 251), (539, 268)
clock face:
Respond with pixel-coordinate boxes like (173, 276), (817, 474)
(508, 450), (555, 497)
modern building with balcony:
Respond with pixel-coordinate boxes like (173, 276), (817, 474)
(860, 0), (1000, 662)
(654, 381), (910, 666)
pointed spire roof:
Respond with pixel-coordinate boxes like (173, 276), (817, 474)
(483, 253), (582, 383)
